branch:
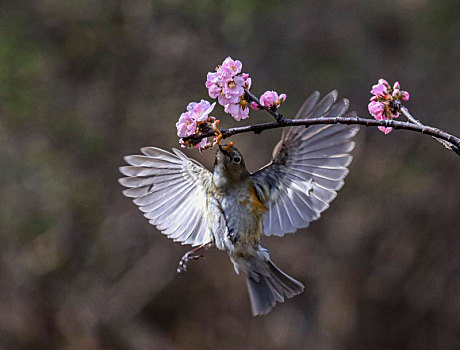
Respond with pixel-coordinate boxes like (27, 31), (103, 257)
(400, 106), (455, 151)
(183, 115), (460, 156)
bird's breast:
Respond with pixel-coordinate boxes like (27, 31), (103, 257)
(216, 182), (267, 256)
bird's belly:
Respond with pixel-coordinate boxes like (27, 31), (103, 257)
(219, 186), (267, 257)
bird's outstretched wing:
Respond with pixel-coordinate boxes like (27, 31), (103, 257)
(119, 147), (213, 246)
(251, 91), (359, 236)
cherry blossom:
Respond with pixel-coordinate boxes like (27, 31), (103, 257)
(259, 91), (286, 109)
(176, 100), (216, 148)
(205, 57), (252, 121)
(368, 79), (410, 134)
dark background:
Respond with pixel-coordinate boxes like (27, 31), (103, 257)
(1, 0), (460, 349)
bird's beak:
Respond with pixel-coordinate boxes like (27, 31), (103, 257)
(219, 142), (234, 155)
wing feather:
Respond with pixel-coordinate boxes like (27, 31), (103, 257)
(137, 183), (194, 212)
(179, 212), (201, 243)
(294, 91), (320, 119)
(279, 187), (306, 229)
(182, 214), (206, 245)
(145, 183), (195, 223)
(132, 179), (186, 206)
(162, 203), (198, 236)
(119, 147), (213, 247)
(297, 141), (355, 158)
(309, 90), (337, 118)
(252, 91), (358, 236)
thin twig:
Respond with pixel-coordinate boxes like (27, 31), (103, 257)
(400, 106), (421, 125)
(183, 116), (460, 157)
(400, 106), (455, 151)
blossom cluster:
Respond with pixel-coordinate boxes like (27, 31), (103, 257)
(176, 57), (288, 148)
(176, 61), (413, 147)
(368, 79), (410, 134)
(205, 57), (252, 121)
(176, 100), (216, 148)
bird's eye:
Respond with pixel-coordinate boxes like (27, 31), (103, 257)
(233, 156), (241, 164)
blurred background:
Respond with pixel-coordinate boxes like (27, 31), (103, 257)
(1, 0), (460, 349)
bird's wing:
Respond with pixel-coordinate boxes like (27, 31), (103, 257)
(251, 91), (359, 236)
(119, 147), (213, 247)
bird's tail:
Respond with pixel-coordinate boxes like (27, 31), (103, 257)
(240, 247), (304, 316)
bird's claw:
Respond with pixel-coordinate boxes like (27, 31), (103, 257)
(177, 251), (204, 273)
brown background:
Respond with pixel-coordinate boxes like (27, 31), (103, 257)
(1, 0), (460, 349)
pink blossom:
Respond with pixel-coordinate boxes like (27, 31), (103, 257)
(179, 137), (207, 149)
(369, 79), (410, 134)
(206, 57), (244, 104)
(370, 79), (391, 99)
(373, 112), (392, 134)
(207, 79), (222, 99)
(241, 73), (251, 88)
(176, 111), (196, 138)
(224, 102), (249, 121)
(220, 56), (242, 76)
(368, 100), (400, 134)
(218, 75), (245, 106)
(378, 125), (393, 135)
(259, 91), (287, 109)
(368, 103), (392, 134)
(186, 100), (215, 122)
(176, 100), (215, 148)
(368, 101), (384, 119)
(391, 83), (410, 101)
(205, 57), (252, 120)
(401, 91), (409, 100)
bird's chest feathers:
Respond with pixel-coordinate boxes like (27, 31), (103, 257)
(217, 182), (267, 246)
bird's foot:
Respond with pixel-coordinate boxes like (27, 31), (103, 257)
(176, 243), (211, 273)
(177, 252), (204, 273)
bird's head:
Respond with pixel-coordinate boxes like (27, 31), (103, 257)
(213, 142), (250, 186)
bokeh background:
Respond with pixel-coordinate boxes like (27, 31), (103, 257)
(1, 0), (460, 349)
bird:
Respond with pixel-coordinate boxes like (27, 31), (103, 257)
(118, 90), (359, 316)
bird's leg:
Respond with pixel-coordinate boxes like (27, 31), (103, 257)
(177, 243), (212, 273)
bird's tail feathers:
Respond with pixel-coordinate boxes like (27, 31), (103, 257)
(243, 248), (304, 316)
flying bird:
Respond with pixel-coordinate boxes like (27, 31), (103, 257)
(119, 91), (359, 315)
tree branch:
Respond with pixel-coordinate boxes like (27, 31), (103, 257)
(183, 115), (460, 156)
(399, 106), (455, 151)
